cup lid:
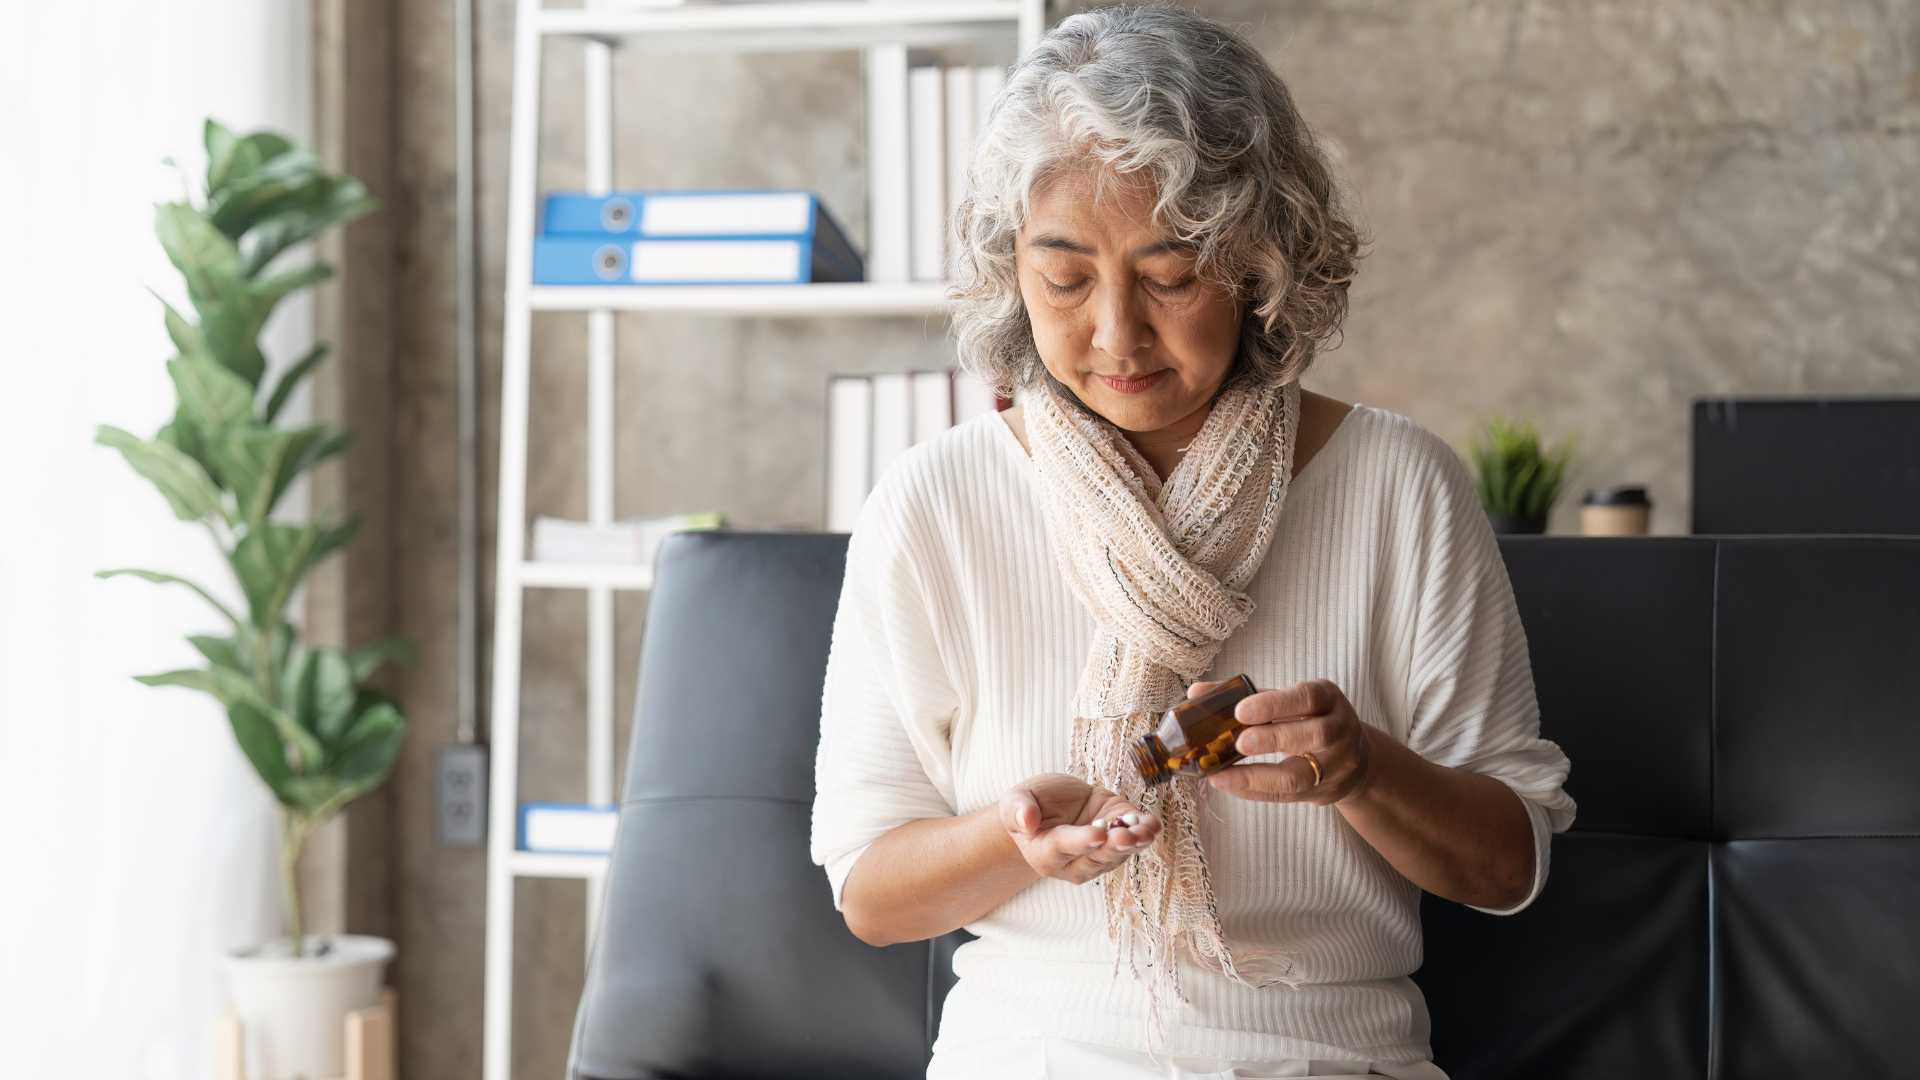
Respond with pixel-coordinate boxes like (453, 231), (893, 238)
(1583, 485), (1650, 507)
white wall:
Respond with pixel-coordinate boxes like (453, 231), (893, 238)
(0, 2), (315, 1077)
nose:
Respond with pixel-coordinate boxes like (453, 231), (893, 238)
(1089, 281), (1154, 363)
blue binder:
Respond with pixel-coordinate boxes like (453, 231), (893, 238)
(532, 234), (862, 286)
(515, 801), (618, 856)
(539, 189), (863, 283)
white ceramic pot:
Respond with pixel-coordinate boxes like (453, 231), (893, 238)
(226, 934), (394, 1080)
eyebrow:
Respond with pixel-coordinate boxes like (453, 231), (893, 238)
(1025, 232), (1195, 259)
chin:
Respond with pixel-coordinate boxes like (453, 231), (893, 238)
(1079, 386), (1180, 432)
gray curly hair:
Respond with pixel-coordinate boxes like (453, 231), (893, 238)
(947, 3), (1364, 396)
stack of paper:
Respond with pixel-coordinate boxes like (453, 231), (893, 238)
(530, 511), (725, 565)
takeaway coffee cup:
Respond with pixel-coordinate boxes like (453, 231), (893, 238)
(1581, 485), (1651, 536)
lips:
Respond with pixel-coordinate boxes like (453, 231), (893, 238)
(1098, 369), (1169, 395)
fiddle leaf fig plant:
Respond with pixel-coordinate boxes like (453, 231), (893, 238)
(96, 120), (408, 958)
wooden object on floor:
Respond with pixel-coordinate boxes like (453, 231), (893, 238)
(215, 988), (396, 1080)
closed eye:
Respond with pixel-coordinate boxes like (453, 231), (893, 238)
(1040, 276), (1196, 297)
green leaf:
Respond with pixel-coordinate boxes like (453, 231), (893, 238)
(209, 424), (344, 527)
(134, 666), (262, 708)
(1528, 449), (1571, 519)
(95, 425), (226, 522)
(204, 119), (241, 193)
(279, 774), (351, 816)
(188, 634), (245, 672)
(289, 427), (351, 479)
(193, 296), (269, 388)
(207, 426), (308, 525)
(345, 637), (415, 682)
(1509, 457), (1541, 517)
(279, 696), (410, 818)
(227, 701), (294, 802)
(291, 649), (357, 743)
(141, 666), (322, 769)
(156, 407), (213, 477)
(264, 343), (327, 423)
(265, 621), (295, 690)
(228, 520), (359, 628)
(260, 626), (301, 710)
(155, 202), (244, 300)
(206, 130), (296, 211)
(95, 568), (241, 627)
(207, 149), (326, 236)
(252, 261), (332, 307)
(329, 698), (406, 785)
(151, 289), (205, 356)
(238, 178), (377, 277)
(155, 203), (265, 386)
(168, 354), (255, 430)
(1485, 445), (1511, 513)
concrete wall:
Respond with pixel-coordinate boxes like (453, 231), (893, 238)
(362, 2), (1920, 1076)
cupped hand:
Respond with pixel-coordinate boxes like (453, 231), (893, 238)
(997, 772), (1161, 885)
(1187, 677), (1374, 806)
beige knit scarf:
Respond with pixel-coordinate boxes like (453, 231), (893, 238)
(1027, 370), (1305, 1022)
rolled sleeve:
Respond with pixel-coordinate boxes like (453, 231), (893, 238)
(1401, 437), (1576, 916)
(810, 472), (960, 911)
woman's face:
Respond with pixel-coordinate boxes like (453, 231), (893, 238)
(1016, 166), (1243, 434)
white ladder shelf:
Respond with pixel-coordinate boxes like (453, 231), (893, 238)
(482, 3), (1045, 1078)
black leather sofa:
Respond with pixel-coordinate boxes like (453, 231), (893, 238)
(568, 531), (1920, 1080)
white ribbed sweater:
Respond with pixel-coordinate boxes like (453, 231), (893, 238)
(810, 403), (1576, 1066)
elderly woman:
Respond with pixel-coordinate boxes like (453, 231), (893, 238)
(810, 5), (1575, 1077)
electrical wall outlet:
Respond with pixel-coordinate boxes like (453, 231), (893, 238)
(436, 743), (489, 848)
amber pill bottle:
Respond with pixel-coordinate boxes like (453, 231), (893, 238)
(1130, 674), (1258, 786)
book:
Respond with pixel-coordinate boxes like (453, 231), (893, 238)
(529, 512), (725, 566)
(540, 189), (862, 279)
(974, 64), (1006, 125)
(944, 66), (976, 257)
(825, 369), (1009, 531)
(517, 802), (619, 855)
(908, 66), (946, 283)
(871, 372), (913, 484)
(865, 45), (912, 283)
(911, 369), (953, 445)
(826, 376), (873, 533)
(531, 235), (862, 286)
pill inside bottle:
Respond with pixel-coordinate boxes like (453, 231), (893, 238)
(1130, 674), (1258, 786)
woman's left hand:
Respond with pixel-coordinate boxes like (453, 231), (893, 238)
(1188, 677), (1374, 806)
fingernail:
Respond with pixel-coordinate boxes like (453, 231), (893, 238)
(1087, 839), (1103, 848)
(1121, 812), (1141, 826)
(1091, 818), (1107, 830)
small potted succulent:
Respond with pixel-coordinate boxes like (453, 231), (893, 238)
(1466, 415), (1576, 535)
(95, 119), (408, 1080)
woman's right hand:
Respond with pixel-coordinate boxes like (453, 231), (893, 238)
(997, 773), (1161, 885)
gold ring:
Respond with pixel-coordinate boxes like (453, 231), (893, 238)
(1300, 751), (1323, 787)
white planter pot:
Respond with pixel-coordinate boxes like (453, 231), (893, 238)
(226, 934), (394, 1080)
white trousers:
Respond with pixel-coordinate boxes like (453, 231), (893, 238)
(927, 1038), (1451, 1080)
